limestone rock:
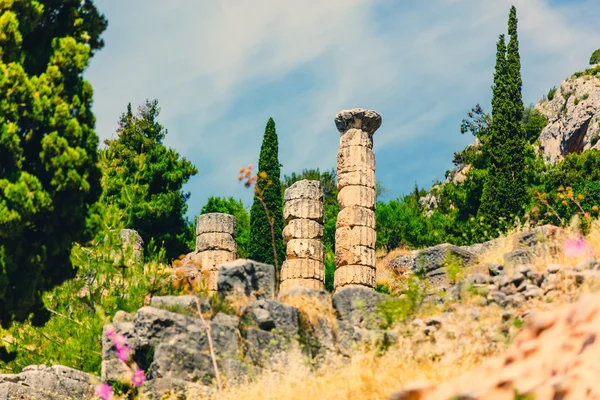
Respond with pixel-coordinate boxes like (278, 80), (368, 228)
(217, 259), (275, 300)
(389, 293), (600, 399)
(0, 365), (95, 400)
(196, 212), (237, 236)
(332, 287), (390, 355)
(150, 295), (209, 314)
(119, 229), (144, 264)
(241, 300), (300, 337)
(536, 74), (600, 164)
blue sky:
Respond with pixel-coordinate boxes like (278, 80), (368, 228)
(85, 0), (600, 217)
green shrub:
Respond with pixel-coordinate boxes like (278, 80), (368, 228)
(574, 97), (580, 106)
(547, 86), (557, 101)
(583, 93), (589, 100)
(0, 205), (178, 375)
(377, 276), (428, 329)
(590, 49), (600, 65)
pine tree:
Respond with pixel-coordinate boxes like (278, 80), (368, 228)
(101, 100), (198, 259)
(0, 1), (106, 333)
(478, 6), (528, 233)
(248, 118), (285, 267)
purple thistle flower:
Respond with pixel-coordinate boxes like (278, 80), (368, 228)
(112, 334), (127, 348)
(105, 326), (116, 340)
(564, 237), (593, 258)
(131, 367), (146, 387)
(116, 344), (130, 362)
(95, 383), (113, 400)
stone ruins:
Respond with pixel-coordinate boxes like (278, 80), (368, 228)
(333, 109), (381, 291)
(195, 213), (238, 291)
(188, 108), (381, 293)
(281, 180), (325, 293)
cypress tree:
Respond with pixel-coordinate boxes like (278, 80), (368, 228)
(248, 118), (285, 267)
(478, 6), (528, 232)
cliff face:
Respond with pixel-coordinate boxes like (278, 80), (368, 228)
(536, 67), (600, 164)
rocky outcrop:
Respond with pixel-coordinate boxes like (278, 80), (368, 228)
(0, 365), (95, 400)
(334, 108), (381, 291)
(217, 259), (275, 300)
(389, 292), (600, 400)
(281, 180), (325, 293)
(536, 72), (600, 164)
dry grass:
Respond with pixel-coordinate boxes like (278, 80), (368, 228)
(160, 218), (600, 400)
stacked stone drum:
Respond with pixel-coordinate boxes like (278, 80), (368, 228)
(334, 108), (381, 291)
(280, 180), (325, 293)
(195, 213), (238, 292)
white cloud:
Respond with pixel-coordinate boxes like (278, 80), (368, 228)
(87, 0), (600, 211)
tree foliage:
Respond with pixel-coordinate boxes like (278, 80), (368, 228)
(248, 118), (285, 266)
(100, 100), (198, 260)
(478, 6), (528, 232)
(201, 197), (250, 259)
(590, 49), (600, 65)
(0, 0), (106, 332)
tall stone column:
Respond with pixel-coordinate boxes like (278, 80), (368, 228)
(280, 180), (324, 293)
(195, 213), (237, 292)
(334, 108), (381, 291)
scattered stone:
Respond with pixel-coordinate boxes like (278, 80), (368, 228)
(504, 249), (533, 269)
(217, 259), (275, 300)
(489, 291), (508, 307)
(511, 272), (526, 287)
(241, 300), (300, 337)
(576, 258), (599, 271)
(501, 310), (514, 322)
(524, 286), (543, 299)
(389, 293), (600, 399)
(547, 264), (562, 274)
(487, 263), (504, 276)
(507, 293), (525, 308)
(150, 295), (209, 314)
(425, 316), (442, 328)
(119, 229), (144, 265)
(212, 312), (239, 327)
(0, 365), (95, 400)
(468, 308), (480, 320)
(466, 273), (492, 285)
(515, 264), (532, 277)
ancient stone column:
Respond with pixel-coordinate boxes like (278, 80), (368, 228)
(334, 108), (381, 291)
(194, 213), (237, 292)
(280, 180), (324, 293)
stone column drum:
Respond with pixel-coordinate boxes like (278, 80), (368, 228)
(334, 108), (381, 291)
(195, 213), (237, 291)
(280, 180), (325, 293)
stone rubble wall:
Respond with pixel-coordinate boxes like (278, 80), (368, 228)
(334, 109), (382, 291)
(194, 213), (237, 291)
(281, 180), (325, 293)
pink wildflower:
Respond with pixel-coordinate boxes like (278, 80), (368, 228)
(94, 383), (113, 400)
(112, 334), (127, 348)
(116, 344), (130, 362)
(131, 366), (146, 387)
(105, 326), (116, 340)
(564, 237), (593, 258)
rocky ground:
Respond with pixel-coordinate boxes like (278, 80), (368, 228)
(2, 224), (600, 399)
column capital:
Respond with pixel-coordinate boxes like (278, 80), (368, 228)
(334, 108), (382, 135)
